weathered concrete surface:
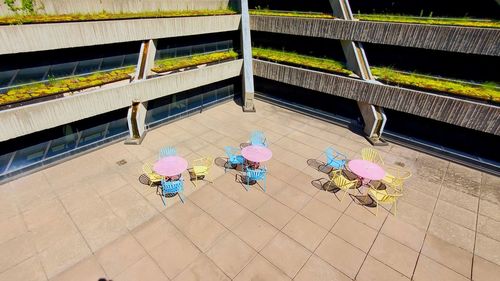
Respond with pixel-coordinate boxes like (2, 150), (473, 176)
(253, 59), (500, 135)
(0, 59), (243, 141)
(250, 16), (500, 56)
(0, 15), (241, 55)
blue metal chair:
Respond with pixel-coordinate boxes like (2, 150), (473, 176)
(224, 146), (245, 173)
(246, 167), (267, 192)
(325, 147), (348, 170)
(160, 178), (185, 206)
(159, 146), (176, 159)
(250, 131), (267, 147)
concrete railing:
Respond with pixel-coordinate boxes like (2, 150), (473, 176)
(0, 0), (237, 16)
(253, 59), (500, 135)
(0, 15), (241, 55)
(250, 16), (500, 56)
(0, 59), (243, 141)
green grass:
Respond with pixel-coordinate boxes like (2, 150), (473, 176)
(152, 50), (239, 73)
(252, 47), (352, 76)
(249, 9), (334, 19)
(0, 9), (237, 25)
(0, 67), (134, 106)
(356, 14), (500, 29)
(252, 47), (500, 103)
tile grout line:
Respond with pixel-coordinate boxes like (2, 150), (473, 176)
(470, 174), (483, 280)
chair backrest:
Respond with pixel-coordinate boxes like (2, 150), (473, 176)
(247, 167), (267, 180)
(159, 146), (176, 158)
(142, 163), (155, 175)
(161, 179), (183, 193)
(384, 166), (412, 188)
(194, 156), (213, 170)
(224, 146), (240, 161)
(331, 170), (357, 188)
(325, 147), (348, 169)
(361, 147), (384, 165)
(250, 131), (267, 147)
(370, 187), (402, 203)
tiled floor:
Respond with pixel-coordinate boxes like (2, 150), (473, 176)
(0, 99), (499, 281)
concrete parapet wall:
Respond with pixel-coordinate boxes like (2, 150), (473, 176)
(253, 59), (500, 135)
(250, 16), (500, 56)
(0, 59), (243, 141)
(0, 0), (235, 16)
(0, 15), (241, 55)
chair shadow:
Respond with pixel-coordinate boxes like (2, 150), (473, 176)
(239, 142), (251, 149)
(307, 159), (332, 174)
(214, 157), (228, 168)
(235, 174), (263, 191)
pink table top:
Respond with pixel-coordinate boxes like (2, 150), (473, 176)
(241, 145), (272, 163)
(348, 159), (385, 181)
(153, 156), (188, 177)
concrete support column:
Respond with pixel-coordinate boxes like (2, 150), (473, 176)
(134, 39), (158, 81)
(125, 100), (148, 145)
(330, 0), (387, 145)
(240, 0), (256, 112)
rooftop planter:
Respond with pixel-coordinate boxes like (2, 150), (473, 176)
(249, 9), (334, 19)
(0, 9), (237, 25)
(151, 50), (239, 73)
(0, 67), (134, 108)
(252, 47), (500, 104)
(356, 14), (500, 29)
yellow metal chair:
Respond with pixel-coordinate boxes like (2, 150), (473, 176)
(368, 184), (402, 216)
(191, 156), (213, 187)
(142, 163), (163, 187)
(361, 147), (384, 165)
(325, 170), (359, 202)
(382, 165), (412, 192)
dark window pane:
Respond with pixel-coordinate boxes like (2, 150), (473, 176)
(8, 141), (49, 172)
(101, 55), (125, 71)
(203, 90), (217, 104)
(0, 152), (13, 175)
(107, 118), (128, 137)
(74, 59), (101, 75)
(45, 128), (77, 158)
(48, 62), (77, 78)
(188, 95), (203, 110)
(0, 70), (16, 88)
(77, 124), (107, 147)
(123, 54), (139, 66)
(12, 66), (48, 85)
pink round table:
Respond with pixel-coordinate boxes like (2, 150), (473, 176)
(348, 159), (385, 184)
(241, 145), (272, 163)
(153, 156), (188, 177)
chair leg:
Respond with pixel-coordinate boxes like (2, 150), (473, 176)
(393, 201), (397, 216)
(160, 187), (166, 207)
(376, 201), (379, 216)
(263, 177), (266, 192)
(179, 192), (185, 203)
(245, 175), (250, 191)
(340, 188), (348, 203)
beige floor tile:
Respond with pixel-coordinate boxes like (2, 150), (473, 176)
(50, 256), (106, 281)
(254, 198), (296, 229)
(314, 189), (352, 212)
(0, 215), (26, 245)
(31, 215), (79, 252)
(332, 215), (378, 252)
(421, 234), (472, 278)
(95, 234), (146, 278)
(0, 194), (19, 223)
(439, 187), (479, 212)
(396, 201), (433, 231)
(272, 185), (312, 211)
(206, 195), (249, 228)
(212, 174), (269, 211)
(233, 254), (291, 281)
(78, 213), (128, 252)
(477, 215), (500, 241)
(164, 201), (227, 252)
(413, 255), (469, 281)
(473, 255), (500, 281)
(315, 233), (365, 279)
(428, 216), (475, 252)
(263, 174), (291, 197)
(0, 233), (36, 273)
(479, 199), (500, 221)
(206, 232), (256, 278)
(266, 159), (302, 183)
(132, 215), (176, 251)
(380, 216), (426, 252)
(0, 256), (46, 281)
(294, 254), (352, 281)
(475, 233), (500, 266)
(369, 234), (418, 278)
(289, 172), (322, 197)
(344, 203), (388, 230)
(434, 200), (477, 230)
(405, 178), (442, 198)
(261, 232), (311, 278)
(114, 256), (168, 281)
(88, 172), (128, 197)
(173, 254), (230, 281)
(21, 200), (67, 231)
(282, 214), (328, 251)
(39, 234), (91, 279)
(231, 212), (279, 251)
(299, 199), (341, 231)
(356, 255), (410, 281)
(188, 185), (225, 210)
(399, 186), (437, 212)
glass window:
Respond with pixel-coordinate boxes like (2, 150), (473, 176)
(106, 118), (128, 137)
(188, 94), (203, 110)
(203, 90), (217, 105)
(205, 42), (217, 52)
(7, 141), (49, 173)
(170, 95), (188, 116)
(0, 70), (16, 88)
(123, 53), (139, 67)
(48, 62), (77, 78)
(175, 46), (191, 57)
(0, 152), (13, 175)
(146, 104), (169, 125)
(45, 125), (77, 158)
(100, 55), (125, 71)
(192, 44), (205, 55)
(77, 124), (107, 147)
(11, 66), (48, 86)
(74, 59), (101, 75)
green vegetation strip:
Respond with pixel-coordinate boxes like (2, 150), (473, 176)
(356, 14), (500, 29)
(253, 47), (500, 103)
(0, 9), (237, 25)
(151, 50), (239, 73)
(249, 9), (334, 19)
(0, 67), (134, 106)
(252, 47), (352, 76)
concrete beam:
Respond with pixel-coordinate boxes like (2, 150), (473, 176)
(239, 0), (256, 111)
(0, 60), (243, 141)
(253, 59), (500, 135)
(250, 16), (500, 56)
(0, 15), (241, 55)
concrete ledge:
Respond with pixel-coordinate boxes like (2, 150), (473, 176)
(253, 59), (500, 135)
(0, 15), (241, 55)
(0, 59), (243, 141)
(250, 16), (500, 56)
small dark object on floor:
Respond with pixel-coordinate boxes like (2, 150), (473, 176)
(116, 159), (127, 166)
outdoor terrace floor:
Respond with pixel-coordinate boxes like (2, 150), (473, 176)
(0, 99), (499, 281)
